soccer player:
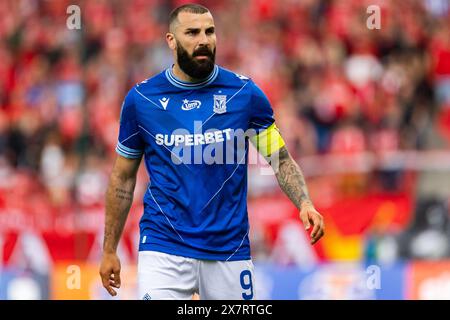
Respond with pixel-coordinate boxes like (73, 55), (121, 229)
(99, 3), (324, 300)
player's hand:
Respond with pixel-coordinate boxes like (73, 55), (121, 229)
(299, 201), (325, 245)
(99, 252), (121, 296)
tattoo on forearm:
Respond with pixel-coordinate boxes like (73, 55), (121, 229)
(103, 182), (135, 253)
(115, 188), (133, 201)
(275, 147), (311, 210)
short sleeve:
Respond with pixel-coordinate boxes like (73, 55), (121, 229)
(248, 81), (285, 157)
(248, 81), (275, 131)
(115, 88), (144, 159)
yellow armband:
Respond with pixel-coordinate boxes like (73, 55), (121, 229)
(249, 123), (285, 157)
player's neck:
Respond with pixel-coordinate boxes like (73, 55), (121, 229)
(171, 64), (211, 83)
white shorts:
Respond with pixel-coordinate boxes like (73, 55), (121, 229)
(137, 251), (256, 300)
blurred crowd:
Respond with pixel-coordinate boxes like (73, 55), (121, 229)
(0, 0), (450, 262)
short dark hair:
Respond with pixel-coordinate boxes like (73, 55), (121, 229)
(169, 4), (210, 31)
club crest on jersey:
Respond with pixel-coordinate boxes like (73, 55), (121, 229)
(213, 95), (227, 114)
(181, 99), (201, 111)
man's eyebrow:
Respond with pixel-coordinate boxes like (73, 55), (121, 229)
(184, 26), (215, 32)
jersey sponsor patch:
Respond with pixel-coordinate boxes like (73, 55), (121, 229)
(181, 99), (201, 111)
(155, 128), (233, 147)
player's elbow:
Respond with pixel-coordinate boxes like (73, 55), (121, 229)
(111, 155), (141, 181)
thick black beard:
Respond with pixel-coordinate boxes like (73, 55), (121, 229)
(176, 41), (216, 80)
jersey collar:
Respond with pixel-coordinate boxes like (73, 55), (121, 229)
(165, 64), (219, 89)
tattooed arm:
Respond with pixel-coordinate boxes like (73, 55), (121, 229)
(269, 146), (325, 245)
(100, 155), (141, 296)
(103, 156), (140, 253)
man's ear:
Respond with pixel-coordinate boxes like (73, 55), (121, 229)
(166, 33), (176, 50)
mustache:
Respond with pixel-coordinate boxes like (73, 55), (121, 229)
(192, 47), (214, 57)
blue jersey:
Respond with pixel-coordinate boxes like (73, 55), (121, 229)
(116, 65), (279, 261)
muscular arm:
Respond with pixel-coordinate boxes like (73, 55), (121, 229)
(100, 155), (141, 296)
(103, 155), (141, 253)
(271, 146), (312, 209)
(268, 145), (325, 245)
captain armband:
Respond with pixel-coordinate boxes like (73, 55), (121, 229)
(249, 123), (285, 158)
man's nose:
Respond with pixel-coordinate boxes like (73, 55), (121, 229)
(198, 31), (209, 46)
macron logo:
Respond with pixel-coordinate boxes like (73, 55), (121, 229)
(159, 97), (170, 110)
